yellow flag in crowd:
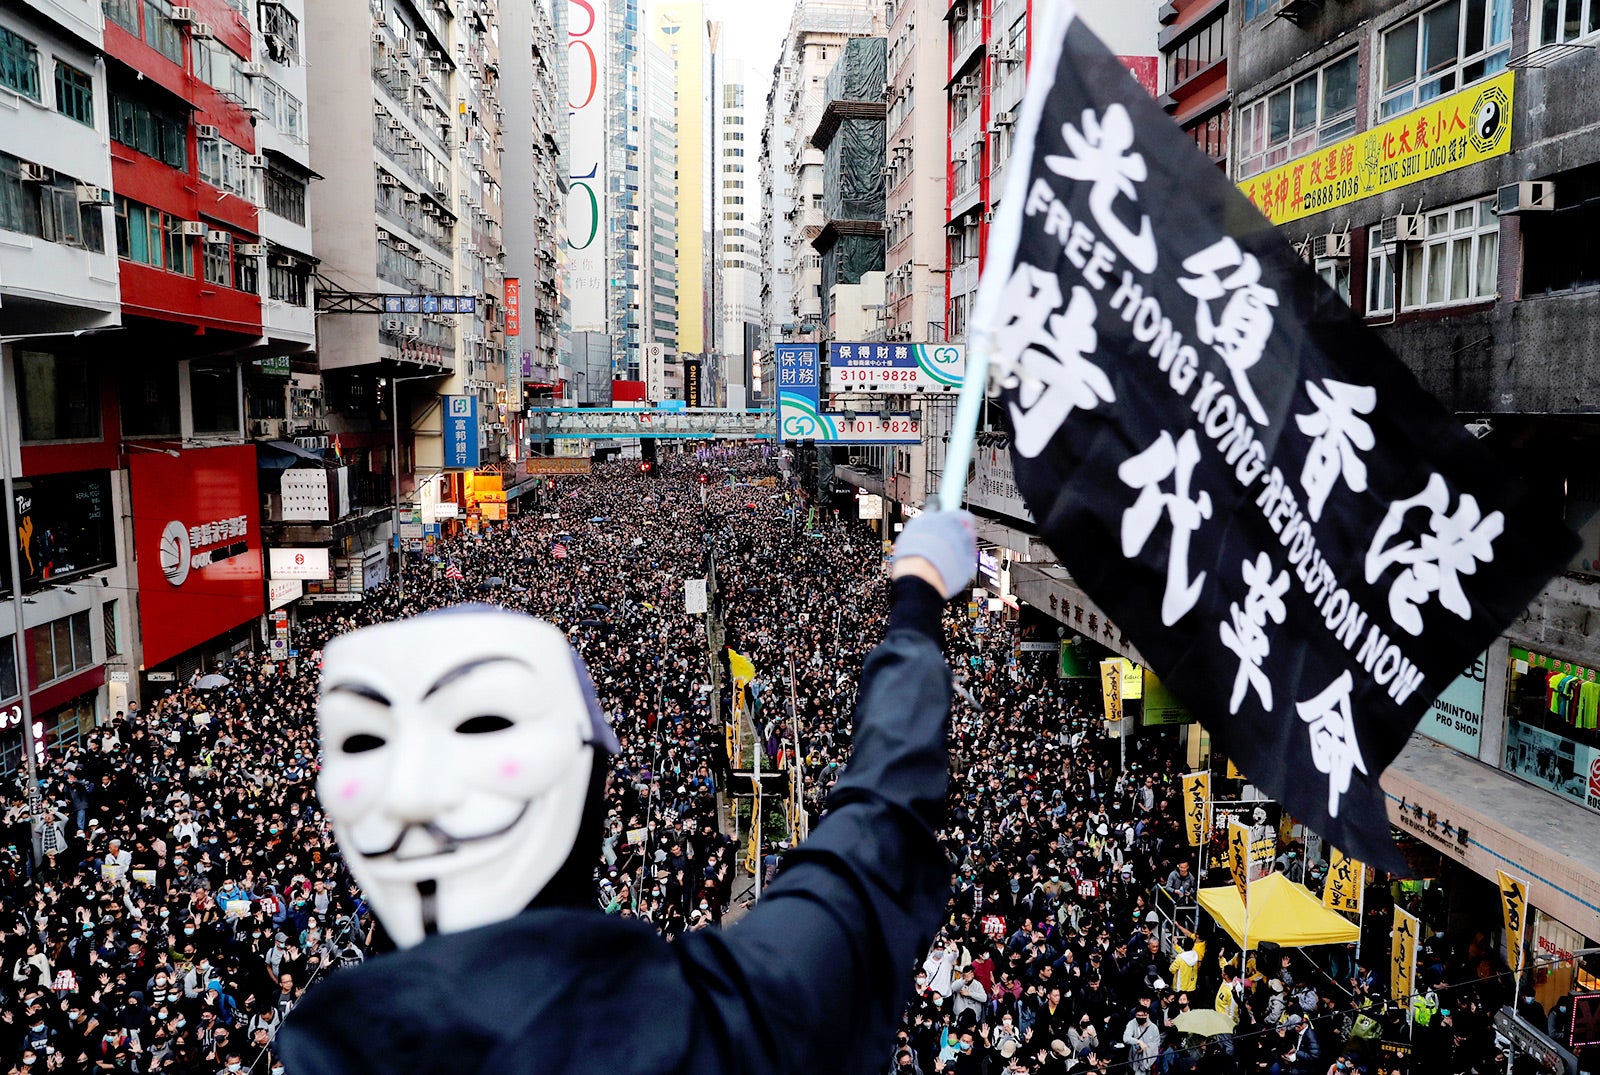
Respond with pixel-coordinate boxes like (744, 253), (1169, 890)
(1391, 907), (1419, 1003)
(1323, 847), (1363, 915)
(728, 649), (756, 684)
(1181, 772), (1210, 847)
(1227, 818), (1251, 905)
(1100, 660), (1123, 723)
(1498, 870), (1529, 972)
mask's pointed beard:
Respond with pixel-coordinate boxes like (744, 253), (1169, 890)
(417, 879), (440, 937)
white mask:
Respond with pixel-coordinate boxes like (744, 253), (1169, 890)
(318, 608), (616, 948)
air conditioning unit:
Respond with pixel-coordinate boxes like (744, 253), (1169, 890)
(76, 184), (111, 205)
(403, 324), (422, 337)
(237, 242), (266, 256)
(380, 174), (400, 187)
(180, 220), (208, 236)
(205, 229), (231, 245)
(1497, 180), (1555, 214)
(1381, 213), (1424, 243)
(381, 317), (405, 331)
(243, 62), (266, 78)
(371, 29), (387, 43)
(196, 124), (219, 139)
(248, 154), (268, 168)
(403, 192), (421, 204)
(18, 162), (49, 182)
(992, 47), (1019, 63)
(1311, 232), (1350, 259)
(170, 6), (195, 21)
(428, 49), (444, 61)
(959, 75), (977, 91)
(250, 418), (284, 438)
(993, 110), (1016, 127)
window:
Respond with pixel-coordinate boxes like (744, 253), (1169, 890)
(102, 601), (119, 658)
(259, 3), (300, 64)
(1400, 197), (1499, 309)
(54, 61), (93, 125)
(102, 0), (138, 33)
(1244, 0), (1274, 19)
(189, 358), (240, 434)
(263, 166), (305, 224)
(1166, 15), (1226, 90)
(198, 136), (252, 199)
(0, 638), (17, 700)
(232, 243), (258, 294)
(1367, 226), (1397, 315)
(1538, 0), (1600, 44)
(17, 351), (101, 442)
(194, 40), (249, 102)
(1184, 110), (1229, 163)
(28, 611), (94, 686)
(110, 91), (188, 170)
(203, 232), (232, 286)
(142, 0), (184, 64)
(1317, 257), (1352, 305)
(1238, 53), (1357, 178)
(1380, 0), (1511, 118)
(0, 27), (39, 100)
(119, 360), (181, 436)
(268, 262), (309, 304)
(13, 473), (114, 592)
(0, 156), (103, 252)
(259, 80), (304, 143)
(113, 196), (189, 273)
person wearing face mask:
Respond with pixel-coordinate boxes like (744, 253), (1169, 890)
(278, 511), (978, 1075)
(1122, 1008), (1162, 1075)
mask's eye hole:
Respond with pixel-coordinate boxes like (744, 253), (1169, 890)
(341, 734), (385, 754)
(454, 715), (514, 735)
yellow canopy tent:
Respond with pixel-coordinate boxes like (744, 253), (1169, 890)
(1197, 872), (1360, 949)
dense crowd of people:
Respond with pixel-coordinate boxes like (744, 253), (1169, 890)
(0, 448), (1521, 1074)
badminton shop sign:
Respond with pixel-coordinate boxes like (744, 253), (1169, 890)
(985, 10), (1573, 869)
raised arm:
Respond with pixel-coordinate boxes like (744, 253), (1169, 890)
(677, 512), (977, 1075)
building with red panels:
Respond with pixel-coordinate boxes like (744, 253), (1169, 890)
(1157, 0), (1230, 169)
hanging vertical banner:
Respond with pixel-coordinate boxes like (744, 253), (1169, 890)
(1100, 658), (1123, 723)
(1498, 870), (1528, 972)
(566, 0), (607, 331)
(683, 356), (704, 409)
(444, 395), (480, 470)
(504, 277), (521, 336)
(972, 1), (1577, 873)
(1227, 818), (1251, 905)
(1391, 907), (1419, 1004)
(1181, 771), (1210, 846)
(1323, 847), (1364, 915)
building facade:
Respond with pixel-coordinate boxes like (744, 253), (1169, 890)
(1230, 0), (1600, 994)
(642, 37), (681, 401)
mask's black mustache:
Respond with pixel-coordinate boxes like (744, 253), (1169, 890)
(417, 879), (439, 936)
(353, 803), (531, 860)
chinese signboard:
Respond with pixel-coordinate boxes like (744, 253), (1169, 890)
(268, 547), (331, 581)
(444, 395), (480, 470)
(504, 277), (521, 336)
(1182, 771), (1209, 846)
(525, 456), (593, 477)
(980, 10), (1571, 871)
(826, 342), (965, 391)
(777, 342), (922, 444)
(382, 295), (479, 314)
(1241, 71), (1514, 226)
(966, 444), (1034, 521)
(130, 446), (265, 668)
(1322, 846), (1362, 914)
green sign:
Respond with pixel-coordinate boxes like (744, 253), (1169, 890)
(1142, 670), (1195, 727)
(255, 355), (292, 377)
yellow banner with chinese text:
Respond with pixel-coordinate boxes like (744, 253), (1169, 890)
(1323, 847), (1363, 915)
(1240, 71), (1514, 227)
(1182, 772), (1210, 847)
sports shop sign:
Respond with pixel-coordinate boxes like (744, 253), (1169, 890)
(979, 6), (1573, 870)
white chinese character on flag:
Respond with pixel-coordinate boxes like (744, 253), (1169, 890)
(1296, 379), (1377, 522)
(1219, 553), (1290, 714)
(1297, 670), (1368, 818)
(995, 266), (1114, 458)
(1179, 238), (1278, 426)
(1365, 473), (1504, 636)
(1044, 104), (1157, 273)
(1118, 429), (1212, 626)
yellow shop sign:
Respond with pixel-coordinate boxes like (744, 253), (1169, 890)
(1241, 71), (1513, 226)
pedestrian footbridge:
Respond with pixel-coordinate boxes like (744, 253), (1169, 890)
(525, 408), (776, 440)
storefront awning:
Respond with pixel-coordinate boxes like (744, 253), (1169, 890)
(1198, 873), (1361, 949)
(1382, 735), (1600, 943)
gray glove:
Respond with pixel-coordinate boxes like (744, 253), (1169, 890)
(892, 510), (978, 601)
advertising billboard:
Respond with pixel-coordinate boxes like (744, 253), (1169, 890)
(130, 446), (265, 668)
(504, 277), (521, 336)
(826, 342), (965, 392)
(777, 343), (924, 445)
(567, 0), (607, 331)
(683, 357), (703, 408)
(268, 547), (331, 581)
(444, 395), (480, 470)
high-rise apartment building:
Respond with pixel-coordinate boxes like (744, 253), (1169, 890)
(757, 0), (883, 396)
(642, 37), (681, 400)
(608, 0), (643, 382)
(501, 0), (567, 415)
(651, 1), (717, 399)
(717, 59), (761, 408)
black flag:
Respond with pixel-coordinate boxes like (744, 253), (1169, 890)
(972, 5), (1576, 872)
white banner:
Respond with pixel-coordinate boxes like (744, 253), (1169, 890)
(685, 578), (708, 615)
(269, 547), (331, 580)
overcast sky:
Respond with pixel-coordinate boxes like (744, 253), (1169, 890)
(707, 0), (795, 94)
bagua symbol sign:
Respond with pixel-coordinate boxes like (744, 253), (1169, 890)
(975, 2), (1576, 872)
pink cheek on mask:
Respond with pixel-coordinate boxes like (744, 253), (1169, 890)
(339, 779), (363, 802)
(499, 760), (522, 779)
